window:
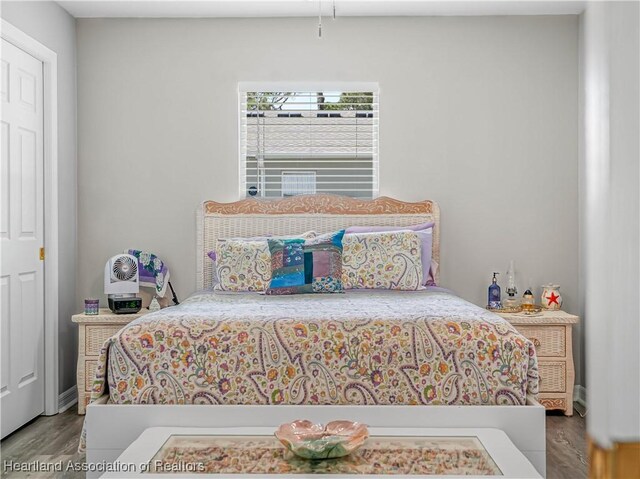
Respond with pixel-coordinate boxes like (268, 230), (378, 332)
(239, 84), (379, 199)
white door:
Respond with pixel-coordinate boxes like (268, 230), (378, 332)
(0, 38), (45, 439)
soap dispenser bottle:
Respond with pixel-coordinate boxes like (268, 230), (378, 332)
(488, 272), (502, 309)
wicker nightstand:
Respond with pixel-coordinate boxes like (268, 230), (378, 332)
(72, 308), (149, 414)
(496, 310), (578, 416)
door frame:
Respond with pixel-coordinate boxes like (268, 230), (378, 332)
(1, 19), (59, 415)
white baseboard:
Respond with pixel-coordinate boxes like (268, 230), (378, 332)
(58, 385), (77, 413)
(573, 384), (587, 407)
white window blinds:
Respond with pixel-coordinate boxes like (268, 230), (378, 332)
(239, 86), (379, 199)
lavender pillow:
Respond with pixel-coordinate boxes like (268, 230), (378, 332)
(344, 222), (435, 285)
(345, 221), (435, 234)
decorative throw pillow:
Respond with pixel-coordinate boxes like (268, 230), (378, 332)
(212, 232), (316, 292)
(266, 230), (345, 295)
(345, 222), (435, 285)
(342, 231), (424, 290)
(215, 239), (272, 292)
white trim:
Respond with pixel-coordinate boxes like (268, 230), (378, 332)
(56, 1), (587, 19)
(237, 87), (245, 198)
(238, 81), (379, 93)
(58, 385), (77, 413)
(1, 19), (59, 416)
(574, 384), (587, 408)
(373, 86), (380, 197)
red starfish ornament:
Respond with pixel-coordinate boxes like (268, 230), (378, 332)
(546, 291), (560, 306)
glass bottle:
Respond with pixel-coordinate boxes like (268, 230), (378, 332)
(503, 260), (520, 309)
(522, 287), (536, 311)
(488, 272), (502, 309)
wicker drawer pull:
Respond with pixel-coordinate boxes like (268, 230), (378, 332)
(517, 325), (566, 357)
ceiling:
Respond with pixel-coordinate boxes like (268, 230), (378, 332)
(57, 0), (586, 19)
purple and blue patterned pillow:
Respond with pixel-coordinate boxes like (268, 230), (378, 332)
(265, 230), (345, 295)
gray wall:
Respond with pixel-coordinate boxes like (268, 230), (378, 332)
(76, 16), (581, 380)
(1, 1), (77, 395)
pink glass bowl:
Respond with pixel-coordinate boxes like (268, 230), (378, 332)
(275, 420), (369, 459)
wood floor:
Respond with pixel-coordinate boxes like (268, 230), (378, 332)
(1, 408), (86, 478)
(1, 408), (587, 478)
(546, 411), (589, 479)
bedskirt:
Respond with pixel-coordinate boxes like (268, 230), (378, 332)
(91, 290), (538, 407)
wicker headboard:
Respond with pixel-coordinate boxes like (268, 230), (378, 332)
(196, 194), (440, 290)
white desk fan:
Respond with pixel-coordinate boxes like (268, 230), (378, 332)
(104, 254), (142, 313)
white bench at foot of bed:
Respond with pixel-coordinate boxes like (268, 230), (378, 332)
(85, 396), (546, 478)
(101, 426), (541, 479)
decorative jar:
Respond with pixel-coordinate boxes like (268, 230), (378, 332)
(84, 299), (100, 315)
(541, 284), (562, 310)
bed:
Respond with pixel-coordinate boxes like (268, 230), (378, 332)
(84, 195), (546, 477)
(95, 290), (538, 407)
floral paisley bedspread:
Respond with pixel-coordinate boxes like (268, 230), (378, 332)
(90, 290), (538, 407)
